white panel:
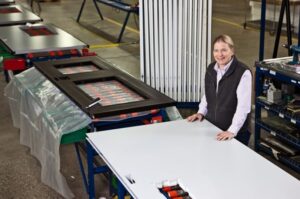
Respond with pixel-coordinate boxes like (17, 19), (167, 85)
(163, 0), (169, 96)
(153, 0), (159, 90)
(172, 0), (178, 100)
(201, 0), (208, 99)
(158, 0), (164, 93)
(148, 0), (155, 87)
(177, 0), (183, 101)
(139, 0), (145, 81)
(207, 0), (212, 65)
(182, 0), (187, 101)
(197, 0), (203, 100)
(140, 0), (211, 103)
(187, 0), (193, 102)
(168, 0), (173, 97)
(192, 0), (198, 102)
(144, 0), (151, 85)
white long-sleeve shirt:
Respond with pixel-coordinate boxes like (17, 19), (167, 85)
(198, 61), (252, 135)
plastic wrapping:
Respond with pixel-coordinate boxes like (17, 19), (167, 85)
(4, 67), (92, 198)
(165, 106), (182, 121)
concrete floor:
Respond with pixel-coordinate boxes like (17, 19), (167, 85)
(0, 0), (299, 198)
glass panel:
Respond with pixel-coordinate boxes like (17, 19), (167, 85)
(58, 65), (99, 74)
(78, 80), (144, 106)
(20, 26), (56, 36)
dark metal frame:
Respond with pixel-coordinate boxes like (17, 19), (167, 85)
(34, 57), (175, 118)
(259, 0), (295, 60)
(76, 0), (138, 43)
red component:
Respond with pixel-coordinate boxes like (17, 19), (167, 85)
(57, 51), (64, 56)
(150, 109), (159, 114)
(82, 48), (97, 56)
(142, 119), (151, 125)
(49, 51), (56, 57)
(120, 114), (127, 119)
(27, 53), (34, 59)
(70, 49), (79, 55)
(162, 184), (180, 192)
(151, 116), (163, 123)
(131, 112), (138, 117)
(82, 48), (88, 54)
(3, 58), (26, 70)
(168, 190), (188, 198)
(168, 190), (179, 197)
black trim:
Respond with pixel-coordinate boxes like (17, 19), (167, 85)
(34, 57), (176, 118)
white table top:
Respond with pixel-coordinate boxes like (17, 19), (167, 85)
(88, 119), (300, 199)
(0, 23), (87, 54)
(0, 5), (41, 25)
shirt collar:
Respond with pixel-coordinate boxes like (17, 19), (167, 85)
(214, 57), (234, 72)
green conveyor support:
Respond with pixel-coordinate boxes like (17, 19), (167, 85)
(60, 127), (88, 144)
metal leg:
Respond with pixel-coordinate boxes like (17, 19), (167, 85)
(74, 143), (89, 193)
(4, 70), (9, 83)
(117, 12), (131, 43)
(243, 0), (249, 29)
(273, 0), (286, 58)
(271, 0), (276, 34)
(259, 0), (266, 61)
(254, 68), (262, 151)
(77, 0), (87, 22)
(93, 0), (104, 20)
(285, 0), (292, 55)
(117, 179), (126, 199)
(87, 141), (95, 199)
(109, 171), (114, 197)
(31, 0), (41, 15)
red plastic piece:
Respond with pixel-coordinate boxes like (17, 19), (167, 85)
(3, 58), (26, 70)
(49, 51), (56, 57)
(151, 115), (163, 123)
(27, 53), (34, 59)
(57, 51), (64, 56)
(82, 48), (97, 56)
(70, 49), (79, 55)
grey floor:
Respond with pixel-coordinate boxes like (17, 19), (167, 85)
(0, 0), (299, 198)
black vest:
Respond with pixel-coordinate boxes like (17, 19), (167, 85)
(204, 57), (250, 133)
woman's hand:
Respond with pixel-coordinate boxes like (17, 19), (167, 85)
(186, 113), (204, 122)
(216, 131), (235, 141)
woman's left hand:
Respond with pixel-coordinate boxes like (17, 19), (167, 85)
(216, 131), (235, 141)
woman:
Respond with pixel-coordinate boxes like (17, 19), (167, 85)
(187, 34), (252, 145)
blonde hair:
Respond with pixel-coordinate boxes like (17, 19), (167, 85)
(213, 34), (234, 51)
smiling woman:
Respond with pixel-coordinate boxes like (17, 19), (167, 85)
(187, 34), (252, 146)
(213, 35), (234, 68)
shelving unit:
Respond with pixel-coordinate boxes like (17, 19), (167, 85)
(255, 57), (300, 173)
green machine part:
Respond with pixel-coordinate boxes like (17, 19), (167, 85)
(60, 127), (88, 145)
(0, 42), (17, 68)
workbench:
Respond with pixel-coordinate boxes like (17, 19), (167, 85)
(88, 119), (300, 199)
(0, 23), (86, 54)
(0, 23), (87, 81)
(5, 56), (178, 198)
(0, 5), (41, 26)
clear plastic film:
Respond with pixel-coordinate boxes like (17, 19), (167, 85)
(4, 67), (91, 198)
(165, 106), (182, 121)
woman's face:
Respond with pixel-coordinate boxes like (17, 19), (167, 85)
(213, 41), (234, 68)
